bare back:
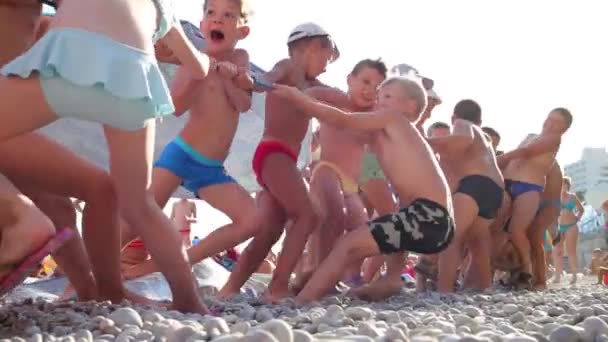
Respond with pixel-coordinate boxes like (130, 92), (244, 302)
(504, 134), (557, 185)
(375, 117), (450, 208)
(0, 0), (41, 65)
(51, 0), (158, 53)
(179, 51), (245, 161)
(449, 120), (503, 186)
(263, 59), (315, 154)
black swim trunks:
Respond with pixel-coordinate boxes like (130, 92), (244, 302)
(455, 175), (504, 219)
(369, 198), (454, 255)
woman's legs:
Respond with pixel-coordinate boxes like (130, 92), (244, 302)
(565, 226), (579, 284)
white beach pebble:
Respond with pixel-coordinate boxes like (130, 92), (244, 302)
(108, 308), (142, 328)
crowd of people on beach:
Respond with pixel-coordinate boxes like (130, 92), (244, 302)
(0, 0), (585, 315)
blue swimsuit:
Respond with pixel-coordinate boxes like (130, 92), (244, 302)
(559, 199), (577, 234)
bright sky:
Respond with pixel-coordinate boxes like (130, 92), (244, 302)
(179, 0), (605, 166)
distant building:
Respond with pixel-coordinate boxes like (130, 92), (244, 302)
(564, 147), (608, 208)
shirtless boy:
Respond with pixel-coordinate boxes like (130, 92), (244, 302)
(498, 108), (572, 281)
(429, 100), (504, 292)
(218, 22), (340, 301)
(303, 59), (387, 288)
(481, 126), (501, 154)
(527, 162), (562, 288)
(272, 77), (455, 304)
(120, 0), (259, 278)
(427, 122), (450, 138)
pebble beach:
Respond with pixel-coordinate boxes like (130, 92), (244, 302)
(2, 276), (608, 342)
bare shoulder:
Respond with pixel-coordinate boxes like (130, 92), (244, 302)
(230, 48), (250, 67)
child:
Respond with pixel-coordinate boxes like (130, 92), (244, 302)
(119, 0), (258, 280)
(430, 99), (504, 293)
(272, 77), (455, 303)
(498, 108), (572, 284)
(302, 59), (387, 289)
(0, 0), (217, 313)
(219, 22), (340, 302)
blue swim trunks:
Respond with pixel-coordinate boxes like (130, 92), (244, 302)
(154, 136), (235, 195)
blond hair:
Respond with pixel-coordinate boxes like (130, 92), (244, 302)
(563, 176), (572, 189)
(203, 0), (253, 24)
(380, 77), (428, 116)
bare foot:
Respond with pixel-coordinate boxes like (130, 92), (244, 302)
(217, 287), (239, 300)
(124, 288), (170, 308)
(290, 270), (313, 296)
(262, 287), (292, 304)
(172, 301), (210, 315)
(347, 276), (402, 302)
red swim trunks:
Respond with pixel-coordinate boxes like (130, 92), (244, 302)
(252, 140), (298, 187)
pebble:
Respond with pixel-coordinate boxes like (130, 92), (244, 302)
(503, 304), (519, 315)
(108, 308), (142, 328)
(549, 325), (581, 341)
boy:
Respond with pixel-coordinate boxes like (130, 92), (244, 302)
(430, 100), (504, 293)
(481, 126), (501, 154)
(120, 0), (259, 278)
(498, 108), (572, 281)
(302, 59), (387, 289)
(272, 77), (454, 303)
(218, 22), (339, 302)
(427, 121), (450, 138)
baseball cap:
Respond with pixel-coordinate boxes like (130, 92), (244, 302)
(287, 22), (340, 62)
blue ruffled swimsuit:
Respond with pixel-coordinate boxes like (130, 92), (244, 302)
(1, 0), (177, 131)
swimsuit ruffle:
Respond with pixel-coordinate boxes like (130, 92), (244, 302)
(1, 28), (174, 117)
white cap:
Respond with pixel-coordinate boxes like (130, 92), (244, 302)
(287, 22), (340, 61)
(427, 88), (441, 103)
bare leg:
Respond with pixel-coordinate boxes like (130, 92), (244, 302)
(464, 220), (494, 290)
(0, 133), (123, 301)
(527, 205), (559, 289)
(438, 193), (480, 293)
(565, 226), (579, 284)
(218, 191), (285, 299)
(553, 243), (564, 282)
(342, 193), (369, 281)
(28, 192), (96, 301)
(297, 226), (380, 304)
(261, 154), (319, 302)
(0, 175), (56, 281)
(359, 179), (397, 284)
(349, 252), (406, 301)
(103, 123), (206, 314)
(508, 192), (541, 275)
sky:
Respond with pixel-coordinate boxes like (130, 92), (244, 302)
(180, 0), (605, 166)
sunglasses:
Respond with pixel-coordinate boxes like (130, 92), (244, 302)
(391, 63), (435, 91)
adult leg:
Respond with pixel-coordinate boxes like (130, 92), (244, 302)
(463, 219), (494, 290)
(437, 193), (479, 293)
(218, 191), (286, 299)
(507, 192), (541, 275)
(565, 226), (579, 284)
(261, 153), (320, 302)
(103, 123), (205, 314)
(527, 205), (559, 289)
(552, 242), (564, 283)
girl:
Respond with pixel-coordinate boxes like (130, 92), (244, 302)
(553, 177), (584, 284)
(0, 0), (223, 313)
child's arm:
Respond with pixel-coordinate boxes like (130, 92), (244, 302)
(158, 23), (213, 80)
(427, 119), (474, 153)
(170, 66), (199, 117)
(222, 49), (253, 113)
(263, 59), (292, 84)
(272, 85), (398, 131)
